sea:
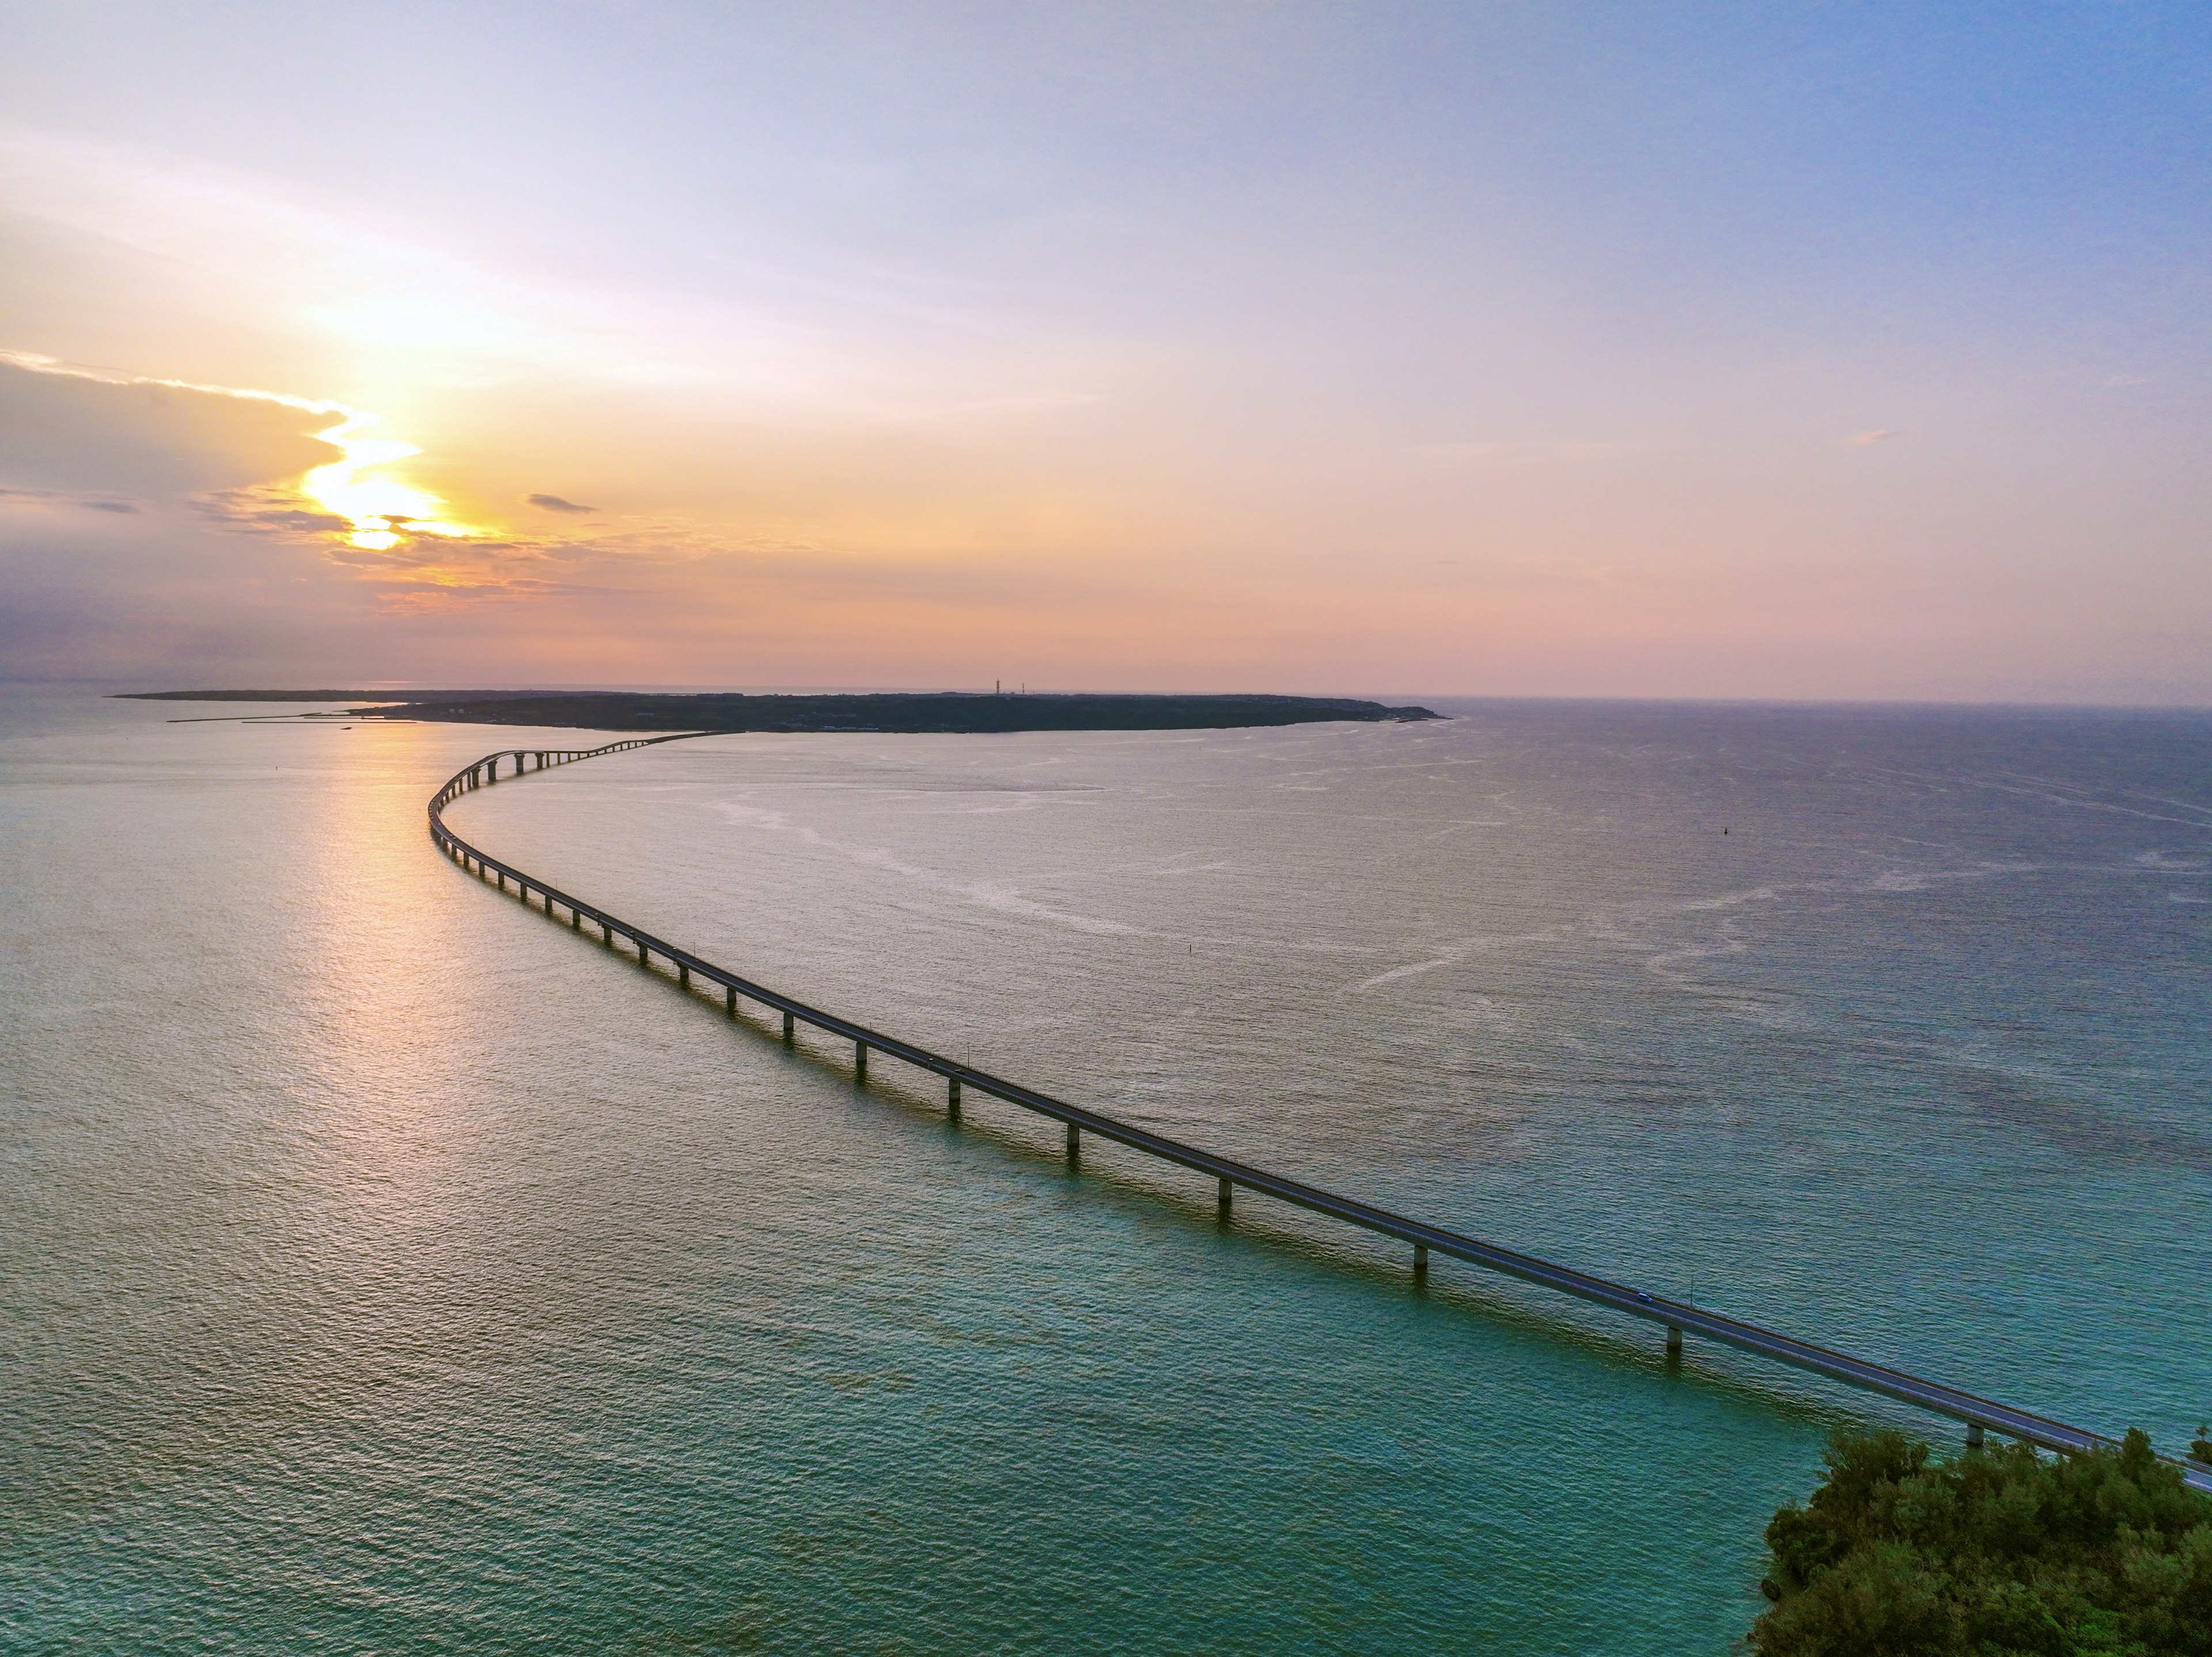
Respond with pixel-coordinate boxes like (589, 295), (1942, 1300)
(3, 685), (2207, 1655)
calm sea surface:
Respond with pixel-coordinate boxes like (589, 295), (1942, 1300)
(4, 688), (2208, 1654)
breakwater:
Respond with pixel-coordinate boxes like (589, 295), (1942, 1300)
(432, 737), (2212, 1491)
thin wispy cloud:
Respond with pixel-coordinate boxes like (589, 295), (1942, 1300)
(1421, 440), (1653, 467)
(0, 484), (142, 514)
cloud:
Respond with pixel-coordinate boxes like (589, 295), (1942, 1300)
(526, 492), (597, 514)
(0, 353), (339, 497)
(1, 350), (503, 558)
(1421, 439), (1652, 467)
(0, 483), (142, 514)
(0, 131), (817, 394)
(1847, 429), (1897, 445)
(192, 486), (351, 536)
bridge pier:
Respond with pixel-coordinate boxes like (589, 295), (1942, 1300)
(425, 734), (2195, 1495)
(725, 985), (737, 1015)
(678, 962), (690, 988)
(855, 1041), (869, 1080)
(1218, 1177), (1232, 1219)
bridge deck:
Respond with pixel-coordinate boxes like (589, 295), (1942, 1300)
(429, 736), (2211, 1495)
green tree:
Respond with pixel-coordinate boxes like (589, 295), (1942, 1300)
(1751, 1427), (2212, 1656)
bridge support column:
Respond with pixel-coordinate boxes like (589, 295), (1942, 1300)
(725, 985), (737, 1015)
(1966, 1423), (1984, 1451)
(1066, 1123), (1081, 1162)
(639, 944), (651, 967)
(570, 908), (581, 930)
(1414, 1244), (1429, 1278)
(1217, 1177), (1232, 1219)
(601, 922), (613, 944)
(678, 962), (690, 988)
(948, 1076), (961, 1120)
(855, 1041), (868, 1079)
(1666, 1325), (1683, 1358)
(782, 1011), (795, 1044)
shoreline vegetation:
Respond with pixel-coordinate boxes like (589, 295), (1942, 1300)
(1753, 1428), (2212, 1655)
(118, 689), (1442, 734)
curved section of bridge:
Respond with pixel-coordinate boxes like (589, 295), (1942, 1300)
(431, 737), (2212, 1493)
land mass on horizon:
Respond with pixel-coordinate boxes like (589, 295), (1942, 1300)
(121, 689), (1442, 733)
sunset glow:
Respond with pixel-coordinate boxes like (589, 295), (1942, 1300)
(1, 5), (2205, 700)
(300, 412), (480, 551)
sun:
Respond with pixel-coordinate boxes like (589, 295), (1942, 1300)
(301, 411), (482, 551)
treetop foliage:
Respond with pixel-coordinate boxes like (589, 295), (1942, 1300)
(1751, 1427), (2212, 1656)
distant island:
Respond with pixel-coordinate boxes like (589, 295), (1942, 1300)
(120, 689), (1442, 734)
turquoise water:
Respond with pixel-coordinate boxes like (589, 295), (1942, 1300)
(3, 689), (2207, 1653)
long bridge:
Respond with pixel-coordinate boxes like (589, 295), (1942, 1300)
(431, 735), (2212, 1493)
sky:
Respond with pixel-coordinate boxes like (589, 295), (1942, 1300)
(1, 2), (2206, 701)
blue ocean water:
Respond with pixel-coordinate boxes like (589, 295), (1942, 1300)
(3, 689), (2207, 1654)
